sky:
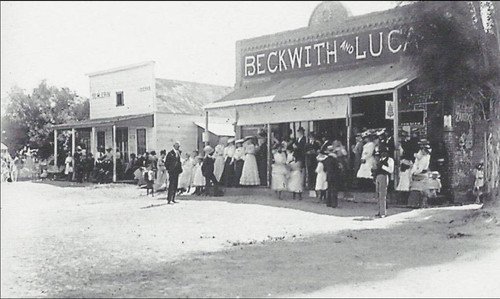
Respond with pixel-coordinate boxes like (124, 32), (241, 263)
(1, 1), (397, 100)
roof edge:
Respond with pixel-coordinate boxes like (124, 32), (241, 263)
(86, 61), (155, 77)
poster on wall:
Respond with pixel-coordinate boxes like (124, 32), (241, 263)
(385, 101), (395, 120)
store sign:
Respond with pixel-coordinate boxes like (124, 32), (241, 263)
(91, 91), (111, 99)
(400, 110), (424, 126)
(243, 27), (413, 79)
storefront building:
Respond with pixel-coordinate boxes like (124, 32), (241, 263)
(204, 2), (487, 201)
(53, 61), (233, 181)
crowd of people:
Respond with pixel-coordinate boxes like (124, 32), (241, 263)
(1, 124), (486, 213)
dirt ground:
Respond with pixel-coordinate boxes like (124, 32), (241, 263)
(1, 181), (499, 298)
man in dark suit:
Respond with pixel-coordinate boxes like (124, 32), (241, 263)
(322, 145), (341, 208)
(165, 141), (182, 204)
(292, 127), (307, 164)
(202, 145), (219, 196)
(305, 132), (321, 190)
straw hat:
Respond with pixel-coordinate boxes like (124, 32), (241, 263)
(203, 145), (214, 154)
(235, 139), (244, 144)
(227, 138), (235, 144)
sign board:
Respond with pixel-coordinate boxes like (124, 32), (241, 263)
(400, 110), (425, 126)
(242, 26), (413, 80)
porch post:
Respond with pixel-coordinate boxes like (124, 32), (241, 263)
(234, 109), (240, 140)
(392, 88), (400, 188)
(204, 110), (209, 146)
(91, 127), (96, 163)
(267, 123), (272, 187)
(71, 128), (75, 181)
(346, 97), (352, 164)
(112, 124), (117, 182)
(54, 129), (58, 169)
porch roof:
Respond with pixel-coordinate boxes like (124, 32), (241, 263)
(203, 62), (418, 110)
(51, 113), (154, 130)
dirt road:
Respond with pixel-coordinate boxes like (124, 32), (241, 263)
(1, 181), (499, 297)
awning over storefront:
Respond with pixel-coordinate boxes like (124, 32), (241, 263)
(194, 121), (235, 137)
(51, 113), (154, 130)
(203, 62), (417, 125)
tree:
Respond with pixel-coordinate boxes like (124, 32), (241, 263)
(399, 1), (500, 203)
(402, 1), (499, 119)
(1, 81), (89, 159)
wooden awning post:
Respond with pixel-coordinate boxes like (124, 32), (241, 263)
(71, 128), (76, 181)
(392, 88), (400, 188)
(91, 127), (96, 165)
(54, 129), (58, 169)
(204, 110), (209, 146)
(112, 124), (117, 182)
(267, 123), (272, 187)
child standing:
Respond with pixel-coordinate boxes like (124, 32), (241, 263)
(192, 155), (206, 195)
(271, 144), (288, 200)
(315, 154), (328, 202)
(144, 166), (155, 197)
(473, 162), (484, 204)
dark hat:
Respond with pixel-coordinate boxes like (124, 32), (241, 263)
(418, 138), (430, 145)
(297, 127), (305, 132)
(258, 130), (267, 138)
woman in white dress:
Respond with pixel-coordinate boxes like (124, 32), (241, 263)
(356, 133), (376, 190)
(315, 154), (328, 202)
(64, 152), (73, 181)
(239, 137), (260, 186)
(191, 155), (205, 195)
(287, 151), (304, 200)
(177, 152), (194, 194)
(213, 143), (225, 182)
(271, 144), (288, 199)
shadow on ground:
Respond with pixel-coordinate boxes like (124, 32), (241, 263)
(48, 208), (499, 298)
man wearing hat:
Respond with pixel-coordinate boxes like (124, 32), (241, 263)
(165, 141), (183, 204)
(292, 127), (307, 165)
(373, 146), (394, 218)
(322, 145), (341, 208)
(202, 145), (219, 195)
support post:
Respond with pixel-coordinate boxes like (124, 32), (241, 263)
(112, 124), (117, 182)
(54, 129), (58, 169)
(234, 109), (240, 140)
(91, 127), (96, 164)
(392, 88), (400, 188)
(204, 110), (209, 146)
(267, 123), (272, 187)
(71, 128), (75, 181)
(347, 97), (352, 165)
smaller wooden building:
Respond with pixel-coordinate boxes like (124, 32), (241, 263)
(53, 61), (233, 181)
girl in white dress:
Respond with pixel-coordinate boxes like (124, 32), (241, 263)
(64, 153), (73, 181)
(315, 154), (328, 202)
(287, 151), (304, 200)
(239, 138), (260, 186)
(191, 155), (205, 195)
(178, 152), (194, 194)
(213, 143), (225, 182)
(271, 145), (288, 199)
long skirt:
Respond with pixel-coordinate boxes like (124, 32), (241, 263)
(271, 164), (288, 191)
(233, 160), (244, 186)
(240, 154), (260, 186)
(220, 158), (235, 187)
(214, 156), (225, 182)
(288, 169), (304, 193)
(178, 166), (192, 190)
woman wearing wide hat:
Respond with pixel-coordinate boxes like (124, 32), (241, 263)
(220, 138), (236, 187)
(239, 136), (260, 186)
(232, 139), (245, 186)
